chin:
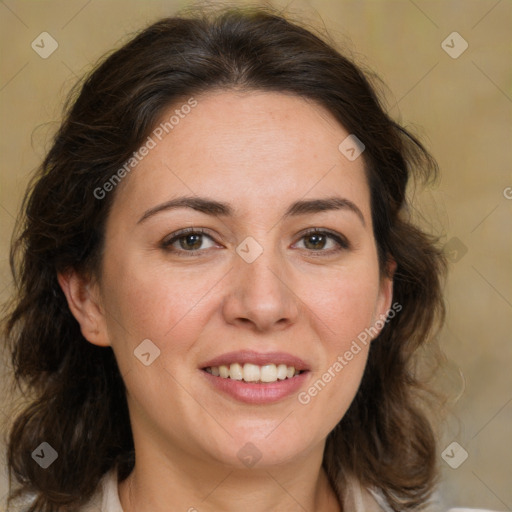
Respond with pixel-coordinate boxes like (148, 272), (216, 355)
(206, 422), (321, 469)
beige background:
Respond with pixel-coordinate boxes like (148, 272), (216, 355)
(0, 0), (511, 510)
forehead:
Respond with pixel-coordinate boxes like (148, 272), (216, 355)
(110, 89), (371, 223)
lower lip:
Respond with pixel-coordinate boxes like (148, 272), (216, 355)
(200, 370), (309, 404)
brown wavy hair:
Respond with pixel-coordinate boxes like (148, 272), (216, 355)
(2, 4), (447, 511)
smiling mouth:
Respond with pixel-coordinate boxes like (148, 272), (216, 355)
(202, 363), (305, 384)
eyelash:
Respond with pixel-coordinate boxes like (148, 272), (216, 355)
(160, 227), (350, 257)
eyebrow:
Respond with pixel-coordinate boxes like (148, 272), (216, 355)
(137, 195), (366, 226)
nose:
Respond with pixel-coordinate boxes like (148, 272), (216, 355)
(221, 244), (300, 333)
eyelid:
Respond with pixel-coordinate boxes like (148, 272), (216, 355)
(161, 227), (217, 248)
(293, 227), (351, 251)
(161, 227), (350, 255)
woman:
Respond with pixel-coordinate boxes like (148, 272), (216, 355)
(3, 4), (455, 511)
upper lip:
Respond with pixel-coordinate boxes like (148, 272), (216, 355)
(200, 350), (310, 371)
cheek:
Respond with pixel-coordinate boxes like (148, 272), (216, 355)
(100, 257), (213, 440)
(295, 263), (379, 418)
(100, 253), (216, 366)
(304, 264), (380, 346)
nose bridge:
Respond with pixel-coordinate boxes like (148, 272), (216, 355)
(223, 233), (299, 331)
(239, 244), (282, 295)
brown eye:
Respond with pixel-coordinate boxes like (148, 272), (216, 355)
(177, 233), (204, 251)
(303, 233), (328, 250)
(161, 228), (217, 255)
(294, 229), (350, 253)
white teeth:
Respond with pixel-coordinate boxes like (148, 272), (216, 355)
(243, 363), (261, 382)
(205, 363), (302, 383)
(276, 364), (288, 380)
(230, 363), (243, 380)
(260, 364), (277, 382)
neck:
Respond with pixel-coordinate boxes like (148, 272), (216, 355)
(118, 436), (341, 512)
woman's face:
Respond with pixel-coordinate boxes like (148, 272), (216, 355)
(80, 90), (393, 469)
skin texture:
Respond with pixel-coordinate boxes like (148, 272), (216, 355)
(58, 90), (394, 511)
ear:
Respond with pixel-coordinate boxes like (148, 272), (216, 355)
(57, 270), (110, 347)
(371, 257), (398, 339)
